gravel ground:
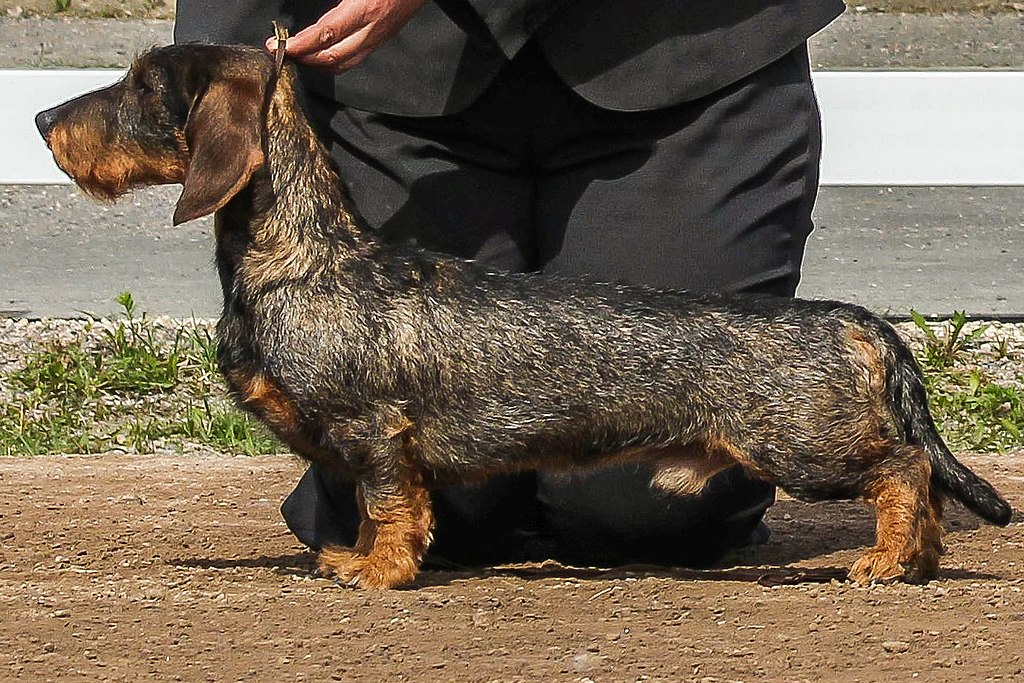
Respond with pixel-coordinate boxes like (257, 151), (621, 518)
(1, 451), (1021, 682)
(1, 12), (1024, 69)
(2, 317), (1022, 682)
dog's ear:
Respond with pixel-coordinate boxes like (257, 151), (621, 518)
(172, 74), (268, 226)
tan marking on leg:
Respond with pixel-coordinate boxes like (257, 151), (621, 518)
(320, 477), (434, 590)
(316, 488), (378, 579)
(844, 328), (888, 399)
(224, 369), (329, 460)
(850, 450), (936, 584)
(909, 491), (944, 582)
(351, 487), (377, 555)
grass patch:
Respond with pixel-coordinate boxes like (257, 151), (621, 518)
(0, 293), (280, 456)
(909, 311), (1024, 452)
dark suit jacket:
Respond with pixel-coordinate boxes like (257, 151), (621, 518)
(175, 0), (844, 116)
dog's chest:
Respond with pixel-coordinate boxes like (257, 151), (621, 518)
(223, 366), (301, 433)
(216, 310), (328, 457)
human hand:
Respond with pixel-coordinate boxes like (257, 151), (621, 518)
(266, 0), (429, 72)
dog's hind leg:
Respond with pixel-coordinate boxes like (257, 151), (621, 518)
(850, 445), (941, 584)
(913, 489), (945, 582)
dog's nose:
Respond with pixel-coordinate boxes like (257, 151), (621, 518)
(35, 108), (59, 140)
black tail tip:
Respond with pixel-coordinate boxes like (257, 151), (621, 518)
(980, 498), (1014, 527)
(989, 502), (1014, 527)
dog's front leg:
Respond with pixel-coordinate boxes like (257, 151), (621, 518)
(315, 486), (375, 575)
(317, 451), (434, 589)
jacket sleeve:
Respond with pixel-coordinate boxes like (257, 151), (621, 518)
(454, 0), (568, 58)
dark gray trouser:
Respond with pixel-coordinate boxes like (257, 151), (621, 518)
(277, 40), (824, 566)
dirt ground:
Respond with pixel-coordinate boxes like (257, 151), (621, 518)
(0, 453), (1020, 681)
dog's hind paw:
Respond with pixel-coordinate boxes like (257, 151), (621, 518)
(315, 545), (361, 579)
(849, 549), (907, 584)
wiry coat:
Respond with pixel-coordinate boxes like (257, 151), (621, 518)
(36, 45), (1012, 589)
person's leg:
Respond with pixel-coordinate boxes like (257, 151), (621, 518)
(535, 48), (821, 296)
(530, 46), (823, 565)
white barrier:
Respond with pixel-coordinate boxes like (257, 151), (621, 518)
(814, 72), (1024, 185)
(1, 70), (123, 184)
(4, 70), (1024, 185)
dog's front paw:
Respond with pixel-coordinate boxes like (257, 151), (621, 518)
(316, 546), (417, 589)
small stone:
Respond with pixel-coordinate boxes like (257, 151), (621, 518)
(882, 641), (910, 654)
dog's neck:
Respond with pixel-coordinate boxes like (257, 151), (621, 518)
(215, 72), (374, 292)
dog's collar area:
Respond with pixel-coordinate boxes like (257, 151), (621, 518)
(272, 21), (288, 77)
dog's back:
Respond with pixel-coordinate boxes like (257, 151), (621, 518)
(237, 242), (896, 491)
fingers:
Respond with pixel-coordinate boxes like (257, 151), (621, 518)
(274, 2), (363, 56)
(290, 24), (377, 71)
(264, 0), (427, 73)
(262, 1), (374, 71)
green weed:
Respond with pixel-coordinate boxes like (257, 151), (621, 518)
(909, 309), (989, 370)
(0, 293), (280, 456)
(910, 310), (1024, 452)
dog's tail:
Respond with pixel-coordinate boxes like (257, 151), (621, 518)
(868, 316), (1013, 526)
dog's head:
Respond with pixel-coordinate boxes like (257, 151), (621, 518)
(36, 44), (279, 225)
